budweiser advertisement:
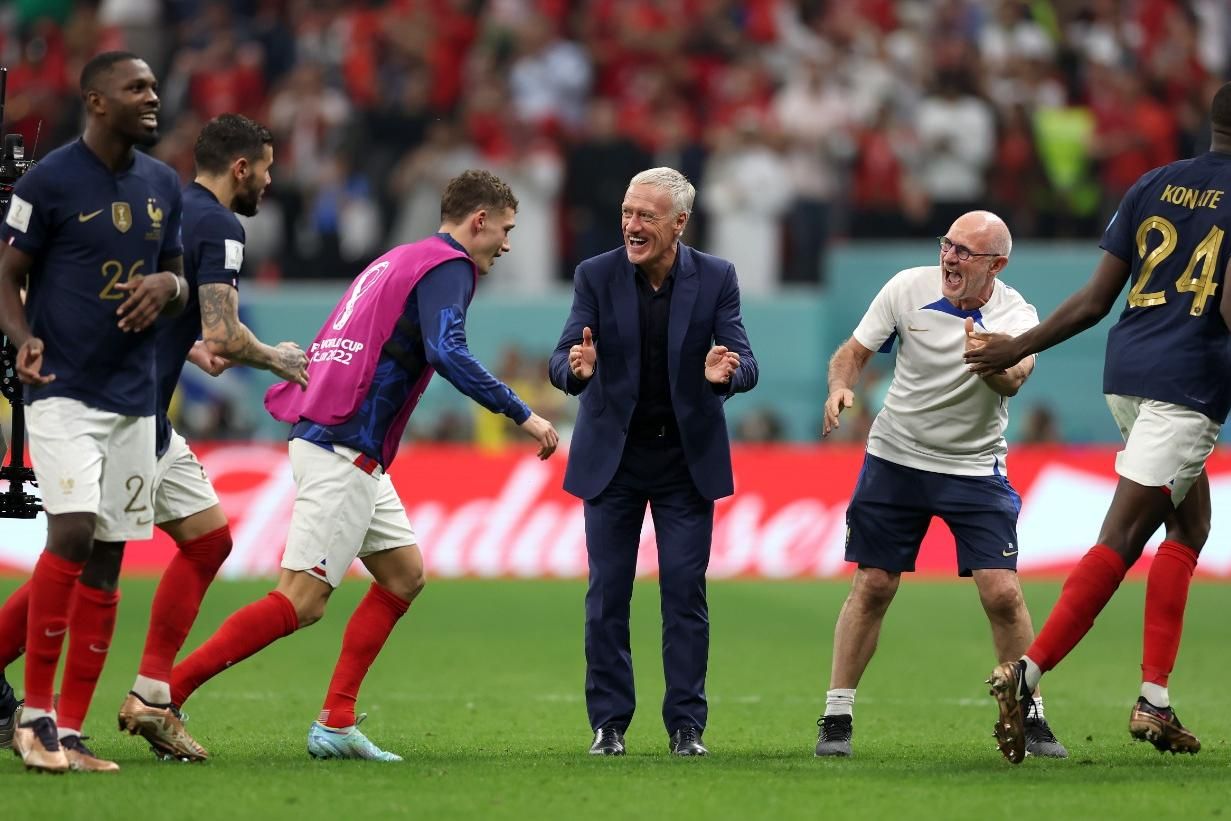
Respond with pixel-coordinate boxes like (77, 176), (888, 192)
(2, 445), (1230, 579)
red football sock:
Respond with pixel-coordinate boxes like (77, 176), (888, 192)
(57, 582), (120, 732)
(0, 580), (30, 668)
(171, 590), (298, 705)
(1027, 545), (1128, 672)
(1141, 540), (1198, 687)
(24, 552), (84, 712)
(318, 584), (410, 729)
(139, 526), (233, 685)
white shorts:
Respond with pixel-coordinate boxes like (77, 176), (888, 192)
(26, 397), (156, 541)
(1105, 394), (1221, 507)
(153, 427), (219, 524)
(282, 438), (417, 588)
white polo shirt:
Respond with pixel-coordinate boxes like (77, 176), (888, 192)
(852, 265), (1039, 477)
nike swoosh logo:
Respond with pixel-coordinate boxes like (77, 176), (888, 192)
(907, 326), (928, 332)
(88, 642), (110, 653)
(44, 626), (67, 637)
(78, 209), (104, 222)
(1002, 549), (1019, 557)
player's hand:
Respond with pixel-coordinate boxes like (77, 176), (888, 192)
(115, 271), (180, 332)
(704, 345), (740, 384)
(16, 336), (55, 386)
(822, 388), (854, 437)
(963, 317), (1019, 375)
(187, 340), (232, 376)
(569, 326), (596, 380)
(271, 341), (309, 389)
(520, 412), (560, 460)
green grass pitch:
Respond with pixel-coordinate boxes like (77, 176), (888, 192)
(1, 577), (1226, 820)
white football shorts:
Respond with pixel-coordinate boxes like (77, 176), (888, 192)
(281, 438), (417, 588)
(26, 396), (156, 541)
(153, 427), (220, 524)
(1105, 394), (1221, 507)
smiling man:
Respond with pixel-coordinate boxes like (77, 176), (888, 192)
(0, 50), (187, 773)
(549, 166), (758, 758)
(815, 210), (1067, 761)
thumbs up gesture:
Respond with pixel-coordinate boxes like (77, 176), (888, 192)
(569, 325), (597, 380)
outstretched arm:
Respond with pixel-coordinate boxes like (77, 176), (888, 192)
(199, 283), (308, 387)
(966, 251), (1131, 373)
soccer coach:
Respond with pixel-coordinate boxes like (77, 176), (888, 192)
(549, 167), (758, 758)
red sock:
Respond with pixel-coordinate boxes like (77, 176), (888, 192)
(0, 581), (30, 668)
(57, 582), (120, 732)
(170, 590), (298, 705)
(318, 584), (409, 729)
(24, 552), (85, 712)
(1142, 540), (1198, 687)
(1027, 545), (1128, 672)
(139, 526), (233, 685)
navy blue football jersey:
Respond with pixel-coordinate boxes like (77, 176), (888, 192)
(2, 139), (184, 416)
(1100, 151), (1231, 422)
(153, 182), (244, 456)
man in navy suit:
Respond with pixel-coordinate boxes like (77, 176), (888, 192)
(550, 167), (758, 757)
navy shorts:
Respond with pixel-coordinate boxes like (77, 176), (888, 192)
(844, 453), (1022, 577)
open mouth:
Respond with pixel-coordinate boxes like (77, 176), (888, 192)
(627, 236), (648, 250)
(140, 111), (159, 128)
(945, 269), (962, 288)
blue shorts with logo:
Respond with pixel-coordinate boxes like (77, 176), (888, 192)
(844, 453), (1022, 577)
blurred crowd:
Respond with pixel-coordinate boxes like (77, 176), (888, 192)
(2, 0), (1227, 293)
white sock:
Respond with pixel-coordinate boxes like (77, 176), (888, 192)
(1022, 656), (1043, 693)
(132, 675), (172, 705)
(1031, 695), (1045, 720)
(57, 725), (81, 740)
(20, 706), (54, 724)
(1141, 682), (1169, 708)
(825, 688), (856, 718)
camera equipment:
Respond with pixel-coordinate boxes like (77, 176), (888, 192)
(0, 66), (41, 518)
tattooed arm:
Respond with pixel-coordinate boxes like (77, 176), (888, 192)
(198, 282), (308, 387)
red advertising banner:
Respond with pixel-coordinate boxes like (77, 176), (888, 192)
(2, 444), (1230, 578)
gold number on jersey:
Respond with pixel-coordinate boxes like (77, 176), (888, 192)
(1128, 217), (1174, 308)
(99, 259), (146, 300)
(1173, 224), (1223, 316)
(1129, 216), (1223, 314)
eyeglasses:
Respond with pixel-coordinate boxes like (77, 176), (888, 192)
(938, 237), (1000, 261)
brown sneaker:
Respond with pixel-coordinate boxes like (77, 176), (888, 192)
(117, 692), (209, 762)
(987, 660), (1027, 764)
(62, 735), (120, 772)
(12, 716), (69, 774)
(1129, 697), (1201, 754)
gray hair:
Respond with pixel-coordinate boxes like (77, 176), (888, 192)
(629, 167), (695, 217)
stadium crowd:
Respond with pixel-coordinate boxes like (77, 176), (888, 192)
(2, 0), (1226, 291)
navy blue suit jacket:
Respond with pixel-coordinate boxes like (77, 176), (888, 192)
(550, 243), (758, 501)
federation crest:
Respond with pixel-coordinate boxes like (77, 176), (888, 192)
(112, 202), (133, 233)
(147, 198), (163, 229)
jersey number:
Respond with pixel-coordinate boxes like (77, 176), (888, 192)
(99, 259), (146, 300)
(1128, 216), (1222, 315)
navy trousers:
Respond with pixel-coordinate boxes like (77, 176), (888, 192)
(582, 437), (715, 735)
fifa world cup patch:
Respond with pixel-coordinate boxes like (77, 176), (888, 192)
(5, 194), (32, 233)
(224, 239), (245, 271)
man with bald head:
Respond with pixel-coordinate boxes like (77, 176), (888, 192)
(814, 211), (1067, 759)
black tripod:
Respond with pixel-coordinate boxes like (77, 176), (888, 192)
(0, 337), (40, 518)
